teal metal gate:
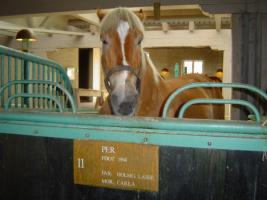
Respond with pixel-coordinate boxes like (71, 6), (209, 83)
(0, 45), (76, 112)
(0, 45), (267, 199)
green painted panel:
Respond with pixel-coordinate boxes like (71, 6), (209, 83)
(0, 112), (266, 152)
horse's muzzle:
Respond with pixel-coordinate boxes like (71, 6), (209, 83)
(104, 65), (141, 116)
(110, 93), (138, 116)
(118, 101), (135, 115)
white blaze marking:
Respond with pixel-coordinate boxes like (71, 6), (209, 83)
(110, 71), (129, 102)
(117, 20), (130, 66)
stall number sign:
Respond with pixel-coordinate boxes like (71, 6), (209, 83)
(73, 140), (159, 192)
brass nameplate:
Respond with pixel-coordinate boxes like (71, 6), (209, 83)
(73, 140), (159, 192)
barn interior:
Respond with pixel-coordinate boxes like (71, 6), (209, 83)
(0, 1), (267, 200)
(0, 0), (266, 119)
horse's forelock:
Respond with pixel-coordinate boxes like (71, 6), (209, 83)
(100, 8), (144, 35)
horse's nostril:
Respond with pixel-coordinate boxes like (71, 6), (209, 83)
(111, 94), (119, 105)
(119, 102), (134, 115)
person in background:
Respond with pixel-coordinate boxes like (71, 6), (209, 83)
(206, 68), (223, 82)
(215, 69), (223, 80)
(160, 68), (170, 79)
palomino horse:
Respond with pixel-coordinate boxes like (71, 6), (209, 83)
(98, 8), (224, 119)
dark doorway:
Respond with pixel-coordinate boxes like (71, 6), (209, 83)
(79, 48), (93, 102)
(79, 48), (93, 89)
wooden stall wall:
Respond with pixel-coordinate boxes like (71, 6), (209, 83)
(1, 134), (267, 200)
(232, 12), (267, 119)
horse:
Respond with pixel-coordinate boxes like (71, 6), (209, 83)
(97, 8), (224, 119)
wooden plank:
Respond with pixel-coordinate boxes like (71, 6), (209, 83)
(256, 155), (267, 199)
(159, 147), (226, 199)
(223, 151), (263, 200)
(2, 134), (75, 200)
(78, 88), (102, 97)
(75, 88), (105, 109)
(1, 133), (267, 199)
(0, 135), (8, 199)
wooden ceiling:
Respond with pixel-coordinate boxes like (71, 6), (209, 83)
(0, 5), (231, 38)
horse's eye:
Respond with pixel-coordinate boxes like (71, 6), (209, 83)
(107, 80), (111, 87)
(137, 39), (142, 46)
(102, 40), (108, 45)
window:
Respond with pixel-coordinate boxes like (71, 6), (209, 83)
(183, 60), (203, 74)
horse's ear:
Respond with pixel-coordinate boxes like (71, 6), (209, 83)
(136, 9), (145, 21)
(97, 9), (106, 22)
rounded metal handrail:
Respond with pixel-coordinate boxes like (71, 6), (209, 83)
(178, 98), (260, 123)
(162, 82), (267, 121)
(0, 80), (77, 113)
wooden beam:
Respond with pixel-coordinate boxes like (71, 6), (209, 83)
(0, 20), (87, 36)
(143, 29), (231, 50)
(161, 22), (169, 33)
(0, 30), (16, 37)
(189, 21), (195, 32)
(38, 16), (51, 27)
(145, 8), (206, 19)
(77, 88), (102, 97)
(74, 13), (100, 26)
(215, 15), (222, 31)
(6, 29), (231, 51)
(31, 28), (86, 36)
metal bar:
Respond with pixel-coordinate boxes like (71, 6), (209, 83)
(21, 59), (24, 107)
(25, 60), (30, 108)
(0, 112), (266, 152)
(15, 57), (18, 107)
(162, 82), (267, 118)
(7, 55), (11, 98)
(62, 72), (66, 109)
(0, 80), (77, 113)
(0, 45), (73, 97)
(0, 121), (266, 152)
(0, 46), (67, 74)
(32, 62), (36, 108)
(47, 66), (52, 109)
(0, 54), (4, 105)
(52, 67), (55, 109)
(4, 93), (63, 112)
(37, 63), (41, 108)
(0, 45), (75, 110)
(178, 99), (261, 122)
(58, 71), (64, 108)
(42, 65), (45, 108)
(0, 112), (265, 135)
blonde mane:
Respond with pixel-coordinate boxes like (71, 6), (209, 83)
(143, 51), (161, 83)
(100, 8), (145, 35)
(100, 8), (151, 79)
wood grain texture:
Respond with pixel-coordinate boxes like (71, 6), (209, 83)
(0, 134), (267, 200)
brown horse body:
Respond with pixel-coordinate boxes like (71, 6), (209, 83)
(101, 52), (224, 118)
(98, 8), (224, 119)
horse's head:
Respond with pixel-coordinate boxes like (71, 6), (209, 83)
(98, 8), (144, 116)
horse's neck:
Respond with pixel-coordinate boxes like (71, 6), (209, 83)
(136, 52), (164, 116)
(142, 52), (161, 83)
(141, 52), (161, 87)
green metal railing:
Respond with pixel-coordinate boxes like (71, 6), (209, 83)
(0, 80), (76, 113)
(0, 112), (267, 152)
(162, 82), (267, 122)
(0, 45), (76, 112)
(178, 99), (261, 122)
